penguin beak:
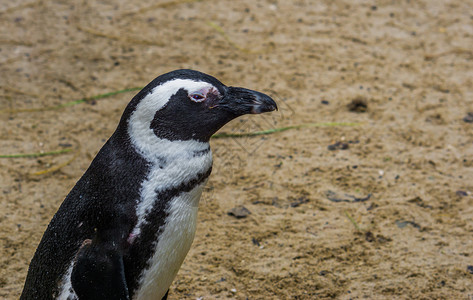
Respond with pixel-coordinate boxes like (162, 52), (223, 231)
(219, 87), (278, 115)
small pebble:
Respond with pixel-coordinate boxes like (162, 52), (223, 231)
(347, 97), (368, 112)
(395, 220), (420, 229)
(328, 141), (349, 151)
(228, 206), (251, 219)
(463, 112), (473, 123)
(467, 265), (473, 274)
(365, 231), (375, 242)
(252, 238), (260, 246)
(290, 196), (309, 207)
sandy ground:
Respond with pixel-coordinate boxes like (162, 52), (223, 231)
(1, 0), (473, 299)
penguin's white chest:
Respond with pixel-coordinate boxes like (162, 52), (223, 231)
(133, 180), (206, 300)
(126, 115), (213, 299)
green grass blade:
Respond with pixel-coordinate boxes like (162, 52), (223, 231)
(59, 87), (143, 108)
(0, 148), (73, 158)
(0, 87), (143, 113)
(212, 122), (360, 139)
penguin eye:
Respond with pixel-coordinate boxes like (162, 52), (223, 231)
(189, 93), (206, 103)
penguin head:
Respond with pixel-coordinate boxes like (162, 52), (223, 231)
(124, 69), (277, 143)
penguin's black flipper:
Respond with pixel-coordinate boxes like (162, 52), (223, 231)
(71, 239), (130, 300)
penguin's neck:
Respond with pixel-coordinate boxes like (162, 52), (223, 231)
(126, 115), (213, 236)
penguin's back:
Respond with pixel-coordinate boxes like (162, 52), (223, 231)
(21, 136), (149, 300)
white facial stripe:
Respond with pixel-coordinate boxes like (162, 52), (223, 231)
(128, 78), (215, 158)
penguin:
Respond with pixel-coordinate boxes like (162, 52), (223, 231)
(20, 69), (277, 300)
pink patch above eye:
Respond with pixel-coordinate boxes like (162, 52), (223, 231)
(189, 87), (220, 103)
